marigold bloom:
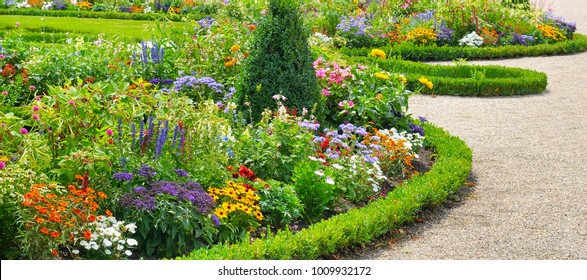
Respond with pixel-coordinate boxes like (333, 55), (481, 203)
(52, 250), (58, 257)
(419, 77), (433, 90)
(50, 231), (60, 238)
(375, 72), (390, 80)
(35, 217), (44, 224)
(105, 209), (113, 217)
(230, 44), (240, 52)
(40, 228), (49, 235)
(369, 49), (386, 59)
(97, 192), (107, 199)
(248, 25), (256, 31)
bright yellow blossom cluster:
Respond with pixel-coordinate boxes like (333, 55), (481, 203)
(375, 72), (390, 80)
(419, 77), (433, 90)
(208, 181), (263, 221)
(405, 28), (437, 45)
(537, 24), (567, 42)
(77, 1), (93, 10)
(369, 49), (386, 59)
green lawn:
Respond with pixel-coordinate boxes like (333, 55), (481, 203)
(0, 15), (194, 41)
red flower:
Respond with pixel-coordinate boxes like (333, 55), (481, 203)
(84, 230), (91, 240)
(52, 250), (58, 257)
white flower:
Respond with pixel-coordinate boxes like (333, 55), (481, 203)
(72, 249), (80, 255)
(91, 243), (99, 250)
(325, 176), (335, 185)
(79, 240), (89, 247)
(103, 239), (113, 247)
(124, 250), (133, 256)
(331, 164), (344, 170)
(117, 244), (124, 251)
(126, 239), (138, 246)
(105, 249), (111, 255)
(308, 156), (318, 161)
(314, 170), (324, 177)
(458, 31), (484, 47)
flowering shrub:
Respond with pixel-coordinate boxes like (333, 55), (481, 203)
(119, 180), (217, 258)
(458, 31), (485, 47)
(17, 178), (111, 259)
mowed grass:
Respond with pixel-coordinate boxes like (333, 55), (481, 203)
(0, 15), (194, 41)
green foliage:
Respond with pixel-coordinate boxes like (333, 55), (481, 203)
(237, 0), (318, 123)
(181, 123), (473, 259)
(0, 7), (210, 22)
(291, 159), (336, 224)
(255, 179), (302, 228)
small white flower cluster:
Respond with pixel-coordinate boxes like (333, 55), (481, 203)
(378, 127), (425, 156)
(74, 216), (138, 259)
(15, 2), (31, 8)
(458, 31), (484, 47)
(309, 32), (334, 48)
(41, 2), (53, 10)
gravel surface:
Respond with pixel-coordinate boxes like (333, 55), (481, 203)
(359, 0), (587, 260)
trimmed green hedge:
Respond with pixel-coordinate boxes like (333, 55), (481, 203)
(0, 8), (206, 21)
(179, 123), (472, 259)
(349, 57), (548, 96)
(341, 34), (587, 62)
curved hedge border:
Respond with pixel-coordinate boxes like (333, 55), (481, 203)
(341, 34), (587, 62)
(179, 122), (472, 259)
(349, 57), (548, 96)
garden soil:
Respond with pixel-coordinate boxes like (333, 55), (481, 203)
(358, 0), (587, 259)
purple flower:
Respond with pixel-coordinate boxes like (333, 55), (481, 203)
(298, 120), (320, 131)
(418, 116), (429, 123)
(32, 114), (39, 121)
(20, 128), (28, 134)
(154, 120), (169, 158)
(364, 155), (378, 163)
(511, 33), (535, 46)
(313, 136), (326, 143)
(135, 165), (156, 179)
(355, 127), (367, 136)
(196, 16), (215, 30)
(174, 169), (189, 177)
(32, 106), (40, 111)
(121, 181), (214, 213)
(212, 215), (221, 227)
(409, 123), (425, 136)
(113, 172), (134, 181)
(106, 128), (114, 136)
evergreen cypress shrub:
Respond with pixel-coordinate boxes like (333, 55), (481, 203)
(236, 0), (318, 122)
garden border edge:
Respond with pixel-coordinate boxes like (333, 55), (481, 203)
(179, 122), (472, 260)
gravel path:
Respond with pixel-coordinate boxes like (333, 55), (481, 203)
(359, 0), (587, 259)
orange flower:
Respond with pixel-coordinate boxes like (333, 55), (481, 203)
(97, 192), (107, 199)
(40, 228), (49, 235)
(52, 250), (58, 257)
(84, 230), (91, 240)
(75, 174), (85, 181)
(105, 209), (113, 217)
(248, 25), (256, 31)
(50, 231), (60, 238)
(89, 215), (96, 222)
(35, 217), (44, 224)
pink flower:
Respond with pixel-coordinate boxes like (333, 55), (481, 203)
(33, 106), (40, 111)
(357, 64), (367, 70)
(106, 129), (114, 136)
(338, 101), (345, 107)
(20, 128), (28, 135)
(29, 85), (36, 91)
(261, 10), (267, 15)
(15, 22), (20, 28)
(321, 88), (330, 97)
(68, 100), (75, 105)
(315, 68), (327, 78)
(2, 91), (7, 96)
(32, 114), (39, 121)
(0, 162), (5, 169)
(312, 57), (323, 69)
(0, 123), (5, 127)
(0, 55), (5, 59)
(348, 101), (355, 107)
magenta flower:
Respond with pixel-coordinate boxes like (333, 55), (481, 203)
(106, 129), (114, 136)
(20, 128), (28, 134)
(33, 106), (40, 111)
(1, 91), (7, 96)
(338, 101), (345, 107)
(0, 123), (5, 127)
(321, 88), (330, 97)
(0, 162), (5, 169)
(357, 64), (367, 70)
(312, 57), (323, 68)
(0, 55), (5, 59)
(348, 101), (355, 107)
(29, 85), (36, 91)
(32, 114), (39, 121)
(68, 100), (75, 105)
(316, 69), (327, 78)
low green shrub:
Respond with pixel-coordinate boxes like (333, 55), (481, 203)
(341, 34), (587, 62)
(349, 57), (548, 96)
(180, 122), (472, 259)
(0, 8), (206, 22)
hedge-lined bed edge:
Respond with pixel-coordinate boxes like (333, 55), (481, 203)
(349, 57), (548, 97)
(341, 34), (587, 62)
(179, 122), (472, 260)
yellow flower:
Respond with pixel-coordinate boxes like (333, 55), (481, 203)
(419, 77), (433, 90)
(375, 72), (390, 80)
(396, 75), (407, 84)
(230, 44), (240, 52)
(214, 209), (228, 219)
(254, 210), (264, 221)
(369, 49), (386, 59)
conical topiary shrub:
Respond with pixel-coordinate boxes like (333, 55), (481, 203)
(237, 0), (318, 122)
